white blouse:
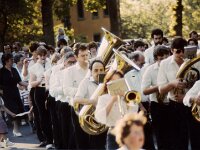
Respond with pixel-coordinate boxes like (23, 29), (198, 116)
(95, 94), (139, 127)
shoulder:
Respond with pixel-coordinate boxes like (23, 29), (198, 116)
(144, 46), (154, 54)
(160, 56), (172, 67)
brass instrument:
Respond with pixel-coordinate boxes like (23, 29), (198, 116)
(156, 92), (166, 103)
(77, 28), (124, 135)
(176, 52), (200, 121)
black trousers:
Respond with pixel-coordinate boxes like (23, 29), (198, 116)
(30, 87), (45, 142)
(167, 100), (189, 150)
(47, 96), (62, 148)
(141, 102), (155, 150)
(188, 108), (200, 150)
(89, 130), (107, 149)
(34, 87), (53, 144)
(70, 106), (90, 149)
(151, 102), (171, 150)
(106, 130), (119, 150)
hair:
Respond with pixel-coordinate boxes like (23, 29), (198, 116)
(57, 39), (68, 47)
(163, 37), (169, 43)
(87, 41), (98, 50)
(129, 51), (144, 61)
(134, 40), (145, 50)
(36, 46), (47, 56)
(60, 46), (72, 56)
(74, 43), (87, 56)
(29, 42), (39, 53)
(187, 38), (198, 46)
(151, 28), (163, 38)
(1, 53), (13, 66)
(189, 31), (198, 38)
(153, 45), (170, 60)
(63, 51), (75, 61)
(51, 53), (61, 65)
(112, 112), (147, 147)
(171, 37), (187, 50)
(89, 59), (105, 71)
(14, 54), (24, 64)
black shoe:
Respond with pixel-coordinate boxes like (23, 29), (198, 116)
(38, 141), (47, 147)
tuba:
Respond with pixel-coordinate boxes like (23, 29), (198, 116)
(176, 51), (200, 121)
(77, 28), (124, 135)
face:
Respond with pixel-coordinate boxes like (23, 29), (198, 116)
(136, 46), (145, 52)
(172, 48), (184, 61)
(38, 54), (47, 63)
(76, 50), (89, 64)
(90, 47), (97, 58)
(153, 35), (163, 45)
(135, 55), (145, 68)
(188, 41), (196, 46)
(32, 51), (37, 59)
(4, 45), (11, 54)
(124, 125), (145, 150)
(6, 57), (14, 67)
(157, 54), (170, 62)
(13, 45), (18, 52)
(91, 62), (105, 82)
(18, 57), (25, 65)
(191, 33), (198, 40)
(64, 56), (76, 68)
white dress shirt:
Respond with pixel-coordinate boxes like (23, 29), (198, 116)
(125, 68), (149, 102)
(29, 60), (51, 87)
(183, 80), (200, 107)
(63, 63), (89, 103)
(75, 77), (98, 99)
(144, 46), (155, 65)
(142, 62), (168, 103)
(95, 94), (138, 127)
(157, 55), (180, 101)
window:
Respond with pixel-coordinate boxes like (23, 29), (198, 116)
(93, 33), (101, 42)
(92, 11), (99, 19)
(77, 0), (84, 19)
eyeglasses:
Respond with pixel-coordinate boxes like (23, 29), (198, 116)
(174, 48), (184, 54)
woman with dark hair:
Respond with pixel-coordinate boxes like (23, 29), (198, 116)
(0, 53), (28, 136)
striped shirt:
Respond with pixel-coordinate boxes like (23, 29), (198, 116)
(19, 89), (29, 106)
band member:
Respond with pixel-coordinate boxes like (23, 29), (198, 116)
(74, 59), (106, 149)
(142, 45), (170, 149)
(183, 80), (200, 150)
(29, 46), (53, 148)
(63, 43), (90, 149)
(157, 37), (189, 150)
(144, 28), (163, 65)
(49, 51), (76, 149)
(95, 71), (139, 150)
(112, 112), (147, 150)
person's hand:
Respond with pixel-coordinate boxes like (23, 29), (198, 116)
(175, 94), (185, 103)
(23, 58), (29, 68)
(171, 79), (187, 89)
(12, 113), (16, 117)
(139, 104), (147, 116)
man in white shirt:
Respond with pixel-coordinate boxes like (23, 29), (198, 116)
(142, 45), (170, 149)
(157, 37), (189, 150)
(144, 29), (163, 65)
(63, 43), (90, 149)
(183, 80), (200, 150)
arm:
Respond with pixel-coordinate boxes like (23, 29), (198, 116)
(29, 73), (42, 87)
(19, 81), (28, 87)
(2, 106), (16, 117)
(105, 96), (117, 116)
(22, 59), (29, 78)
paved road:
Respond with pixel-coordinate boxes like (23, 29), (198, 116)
(5, 124), (44, 150)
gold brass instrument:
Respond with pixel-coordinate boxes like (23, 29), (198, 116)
(125, 90), (141, 105)
(176, 52), (200, 121)
(77, 28), (124, 135)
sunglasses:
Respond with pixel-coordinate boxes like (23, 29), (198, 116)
(174, 48), (184, 54)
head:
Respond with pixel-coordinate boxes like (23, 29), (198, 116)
(60, 46), (72, 57)
(1, 53), (14, 67)
(189, 31), (198, 40)
(36, 46), (47, 62)
(3, 44), (12, 54)
(14, 54), (24, 66)
(58, 28), (65, 35)
(87, 41), (98, 58)
(187, 38), (198, 46)
(63, 51), (76, 68)
(153, 45), (170, 63)
(13, 42), (22, 52)
(29, 42), (39, 59)
(48, 45), (55, 55)
(162, 37), (169, 45)
(171, 37), (187, 61)
(134, 40), (145, 52)
(57, 39), (68, 49)
(51, 53), (61, 65)
(129, 51), (145, 68)
(22, 47), (30, 57)
(74, 43), (89, 65)
(151, 29), (163, 45)
(112, 112), (147, 150)
(89, 60), (105, 82)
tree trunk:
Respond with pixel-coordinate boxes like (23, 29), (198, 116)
(0, 0), (7, 51)
(41, 0), (55, 46)
(173, 0), (183, 36)
(106, 0), (121, 36)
